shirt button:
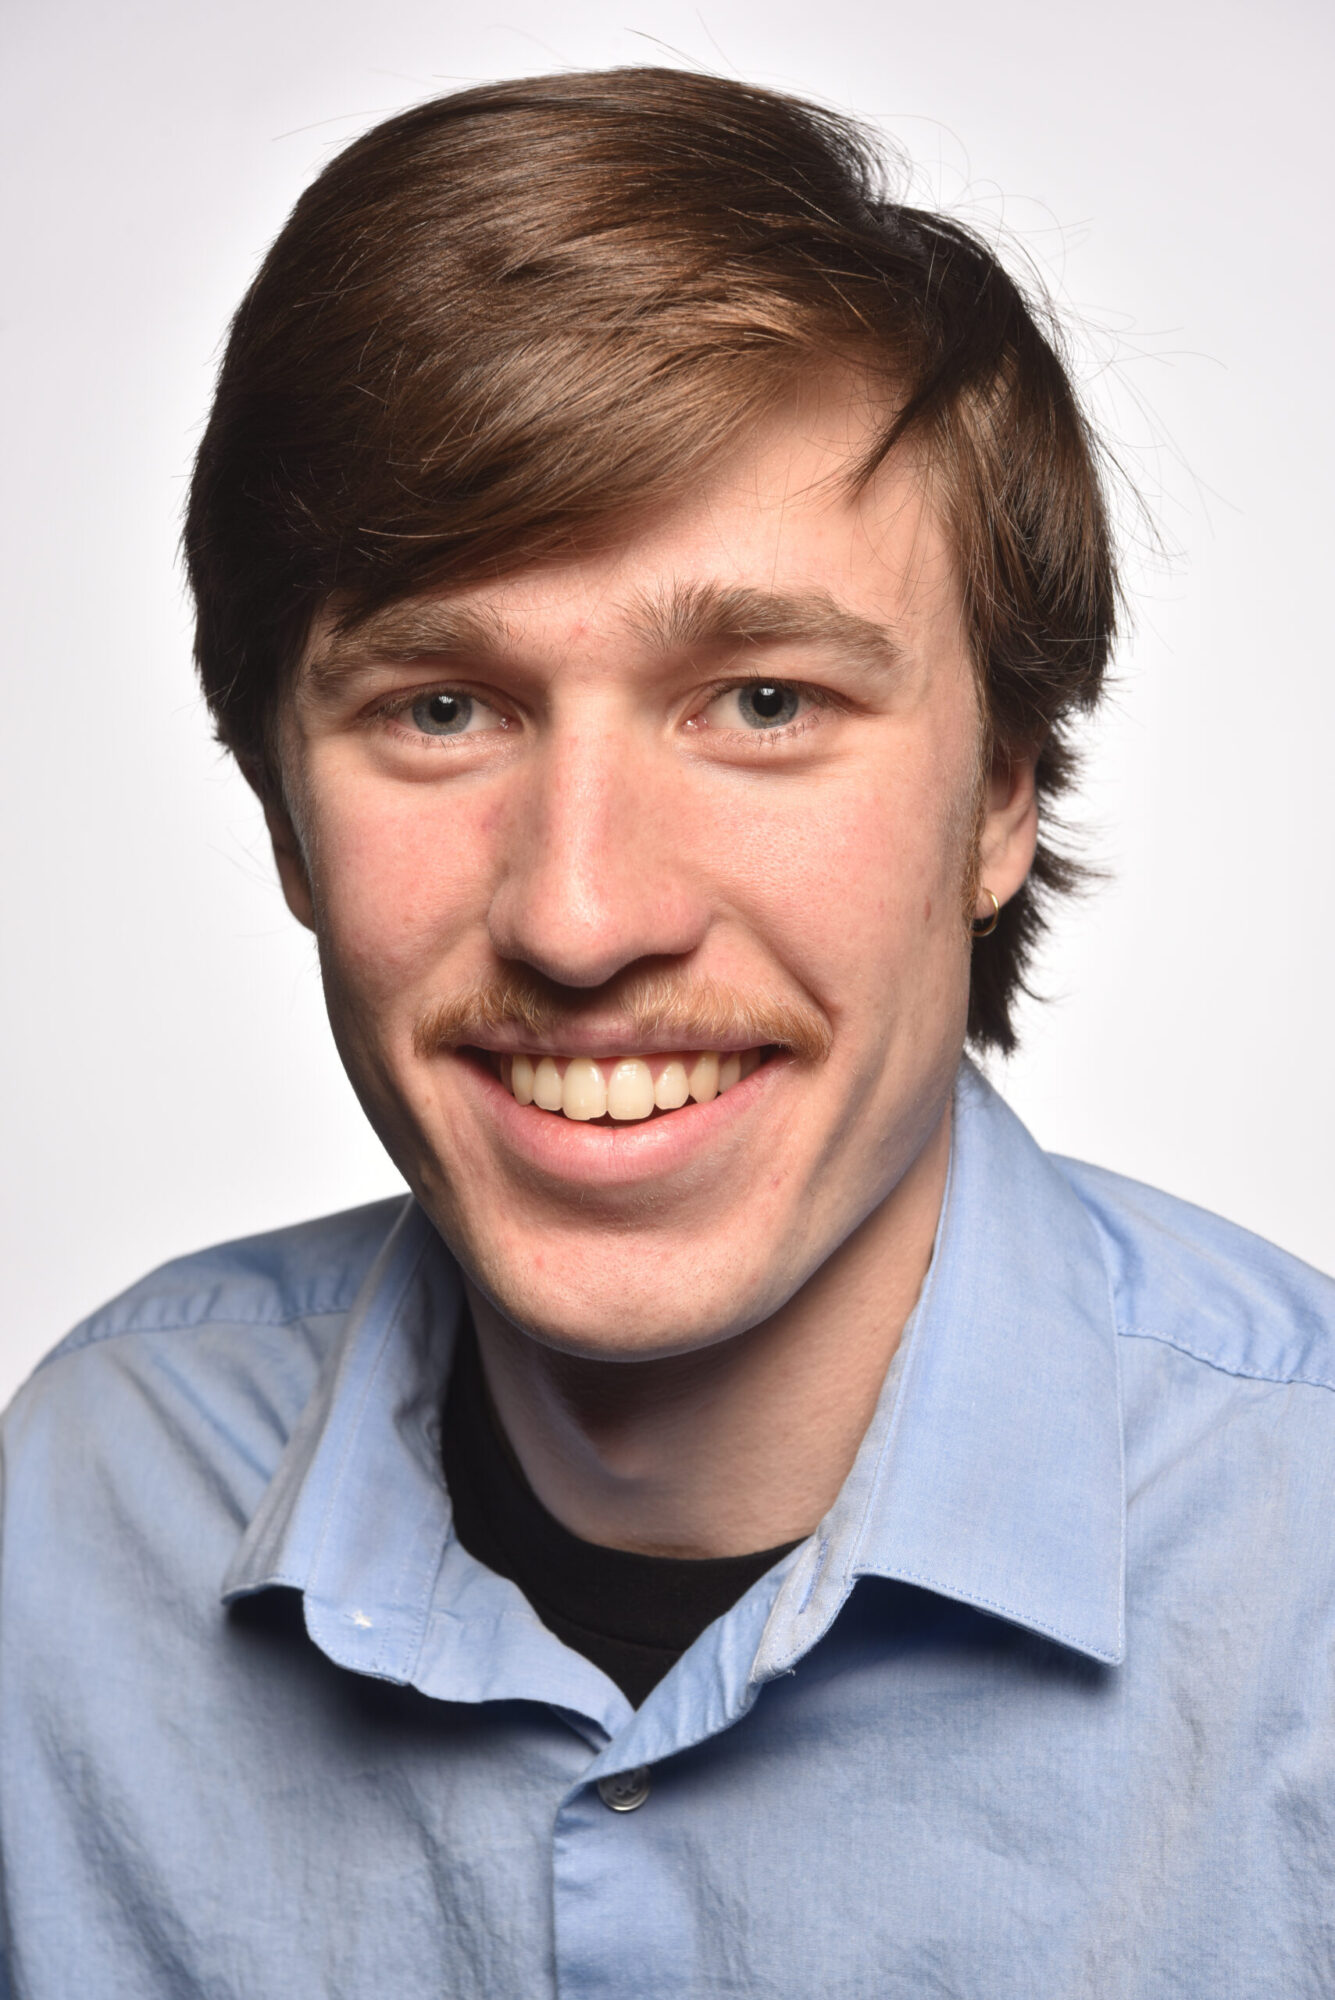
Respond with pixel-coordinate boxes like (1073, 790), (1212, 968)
(598, 1766), (652, 1812)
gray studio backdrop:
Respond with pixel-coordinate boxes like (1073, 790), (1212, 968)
(2, 0), (1331, 1407)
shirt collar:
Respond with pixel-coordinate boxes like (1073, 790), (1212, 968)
(221, 1198), (460, 1656)
(758, 1060), (1125, 1674)
(224, 1058), (1125, 1704)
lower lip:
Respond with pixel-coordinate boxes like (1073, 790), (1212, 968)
(448, 1052), (784, 1187)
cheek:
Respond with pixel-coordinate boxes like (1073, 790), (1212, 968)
(708, 761), (970, 1007)
(305, 767), (495, 1000)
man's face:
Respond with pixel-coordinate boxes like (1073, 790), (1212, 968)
(272, 382), (1036, 1358)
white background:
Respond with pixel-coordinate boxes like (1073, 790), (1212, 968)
(2, 0), (1331, 1408)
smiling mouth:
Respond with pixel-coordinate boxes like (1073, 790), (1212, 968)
(470, 1047), (771, 1123)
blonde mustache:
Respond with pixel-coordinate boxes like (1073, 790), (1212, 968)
(413, 968), (832, 1064)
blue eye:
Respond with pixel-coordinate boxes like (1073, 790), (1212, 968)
(411, 692), (474, 736)
(737, 683), (801, 729)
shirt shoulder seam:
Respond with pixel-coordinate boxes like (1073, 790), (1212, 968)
(1118, 1321), (1335, 1393)
(35, 1302), (355, 1372)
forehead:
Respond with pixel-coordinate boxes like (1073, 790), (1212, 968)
(299, 382), (963, 683)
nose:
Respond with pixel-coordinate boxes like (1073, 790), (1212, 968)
(486, 727), (709, 988)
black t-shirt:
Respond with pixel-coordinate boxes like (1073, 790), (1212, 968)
(442, 1316), (800, 1707)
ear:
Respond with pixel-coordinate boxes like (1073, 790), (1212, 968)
(254, 782), (316, 933)
(976, 745), (1039, 921)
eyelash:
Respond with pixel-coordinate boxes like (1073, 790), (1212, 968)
(366, 687), (509, 747)
(367, 677), (844, 748)
(690, 679), (843, 744)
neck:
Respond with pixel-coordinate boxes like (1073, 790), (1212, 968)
(465, 1103), (951, 1558)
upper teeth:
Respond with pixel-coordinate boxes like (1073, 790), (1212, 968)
(501, 1050), (760, 1121)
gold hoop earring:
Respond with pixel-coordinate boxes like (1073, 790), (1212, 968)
(972, 888), (1000, 938)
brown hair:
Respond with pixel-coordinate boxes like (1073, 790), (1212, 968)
(184, 66), (1116, 1053)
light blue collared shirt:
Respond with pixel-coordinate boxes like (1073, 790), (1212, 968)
(3, 1064), (1334, 1996)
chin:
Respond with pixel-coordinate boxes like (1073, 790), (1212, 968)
(459, 1220), (809, 1361)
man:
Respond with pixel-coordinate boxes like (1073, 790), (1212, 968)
(2, 65), (1331, 1998)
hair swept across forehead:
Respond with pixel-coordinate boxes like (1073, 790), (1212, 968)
(184, 65), (1118, 1053)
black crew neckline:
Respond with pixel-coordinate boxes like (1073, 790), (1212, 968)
(441, 1312), (800, 1705)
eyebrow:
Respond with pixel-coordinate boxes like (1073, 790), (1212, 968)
(300, 578), (907, 697)
(301, 601), (513, 697)
(625, 580), (907, 678)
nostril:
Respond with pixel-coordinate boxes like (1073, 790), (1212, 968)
(486, 870), (710, 990)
